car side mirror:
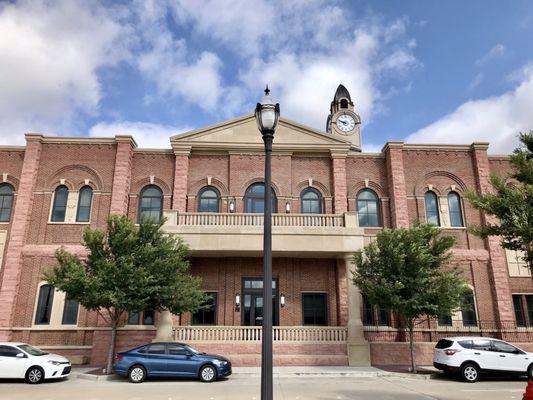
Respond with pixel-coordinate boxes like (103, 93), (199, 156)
(186, 352), (193, 358)
(16, 353), (25, 358)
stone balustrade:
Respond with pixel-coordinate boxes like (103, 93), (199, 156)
(173, 326), (348, 343)
(165, 212), (350, 228)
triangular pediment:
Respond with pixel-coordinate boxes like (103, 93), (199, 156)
(171, 114), (351, 153)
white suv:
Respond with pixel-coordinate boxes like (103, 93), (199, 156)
(433, 336), (533, 382)
(0, 342), (71, 384)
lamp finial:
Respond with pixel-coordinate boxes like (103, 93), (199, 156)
(264, 85), (270, 96)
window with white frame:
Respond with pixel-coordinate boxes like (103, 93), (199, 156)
(438, 287), (478, 327)
(424, 191), (440, 226)
(34, 283), (79, 326)
(506, 249), (531, 277)
(50, 185), (94, 223)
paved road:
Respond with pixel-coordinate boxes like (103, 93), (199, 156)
(0, 374), (528, 400)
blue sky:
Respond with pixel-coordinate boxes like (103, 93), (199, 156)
(1, 0), (533, 153)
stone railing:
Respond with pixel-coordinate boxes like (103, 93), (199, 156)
(173, 326), (348, 342)
(165, 212), (351, 228)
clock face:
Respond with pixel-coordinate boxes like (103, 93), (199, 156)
(336, 114), (356, 133)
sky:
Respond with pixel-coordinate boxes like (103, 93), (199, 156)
(1, 0), (533, 153)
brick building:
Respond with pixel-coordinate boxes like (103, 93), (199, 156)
(0, 85), (531, 367)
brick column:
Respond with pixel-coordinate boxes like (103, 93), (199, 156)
(336, 260), (349, 326)
(109, 136), (136, 215)
(383, 141), (409, 228)
(331, 152), (348, 213)
(471, 142), (515, 323)
(172, 148), (191, 212)
(0, 134), (43, 338)
(341, 256), (370, 365)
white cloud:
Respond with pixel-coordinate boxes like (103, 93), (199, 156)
(89, 121), (191, 148)
(240, 19), (417, 130)
(476, 44), (506, 66)
(406, 68), (533, 153)
(0, 0), (132, 143)
(468, 72), (484, 90)
(0, 0), (418, 143)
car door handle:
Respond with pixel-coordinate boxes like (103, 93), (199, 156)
(499, 355), (506, 357)
(474, 352), (481, 355)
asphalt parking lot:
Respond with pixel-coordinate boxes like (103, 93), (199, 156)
(0, 373), (529, 400)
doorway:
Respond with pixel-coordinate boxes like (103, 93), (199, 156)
(241, 278), (279, 326)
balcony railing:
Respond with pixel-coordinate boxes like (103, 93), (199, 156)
(166, 212), (347, 228)
(363, 320), (533, 343)
(173, 326), (348, 342)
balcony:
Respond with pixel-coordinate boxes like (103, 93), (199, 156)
(163, 211), (364, 256)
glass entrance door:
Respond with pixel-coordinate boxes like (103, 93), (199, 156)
(242, 278), (278, 326)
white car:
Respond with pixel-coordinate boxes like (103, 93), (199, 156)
(434, 336), (533, 382)
(0, 342), (71, 384)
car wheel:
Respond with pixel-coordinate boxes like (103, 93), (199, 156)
(528, 364), (533, 380)
(128, 365), (146, 383)
(25, 366), (44, 384)
(461, 363), (479, 383)
(199, 365), (217, 382)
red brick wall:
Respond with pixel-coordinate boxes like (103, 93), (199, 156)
(182, 257), (339, 327)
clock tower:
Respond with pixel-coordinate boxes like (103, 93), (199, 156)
(326, 84), (362, 151)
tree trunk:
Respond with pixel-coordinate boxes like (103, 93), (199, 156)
(105, 320), (117, 375)
(408, 323), (417, 373)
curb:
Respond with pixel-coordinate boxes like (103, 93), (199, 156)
(71, 370), (440, 381)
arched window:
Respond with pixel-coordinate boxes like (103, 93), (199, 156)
(447, 192), (463, 227)
(424, 191), (440, 226)
(198, 186), (220, 213)
(357, 189), (380, 227)
(76, 186), (93, 222)
(461, 289), (478, 327)
(340, 99), (348, 109)
(51, 185), (69, 222)
(35, 284), (54, 325)
(301, 188), (322, 214)
(138, 185), (163, 223)
(244, 183), (277, 213)
(0, 183), (14, 222)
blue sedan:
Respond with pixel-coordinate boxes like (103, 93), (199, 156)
(113, 342), (232, 383)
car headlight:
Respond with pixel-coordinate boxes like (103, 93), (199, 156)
(213, 360), (228, 366)
(48, 360), (62, 366)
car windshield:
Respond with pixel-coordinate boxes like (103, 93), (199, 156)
(184, 344), (201, 355)
(17, 344), (49, 356)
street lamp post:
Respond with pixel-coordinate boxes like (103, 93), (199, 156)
(255, 86), (279, 400)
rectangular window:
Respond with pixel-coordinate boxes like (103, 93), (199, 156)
(62, 298), (79, 325)
(513, 294), (526, 327)
(35, 285), (54, 325)
(438, 314), (453, 326)
(143, 310), (154, 325)
(302, 293), (327, 325)
(192, 292), (217, 325)
(526, 295), (533, 327)
(461, 292), (478, 327)
(362, 295), (389, 326)
(128, 311), (154, 325)
(128, 312), (140, 325)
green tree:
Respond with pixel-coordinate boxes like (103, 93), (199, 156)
(466, 131), (533, 272)
(352, 223), (469, 373)
(44, 215), (206, 374)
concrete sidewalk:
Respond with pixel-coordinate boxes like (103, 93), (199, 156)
(72, 365), (439, 381)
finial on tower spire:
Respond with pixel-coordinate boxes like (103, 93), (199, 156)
(264, 85), (270, 96)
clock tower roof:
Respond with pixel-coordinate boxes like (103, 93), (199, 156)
(333, 84), (351, 102)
